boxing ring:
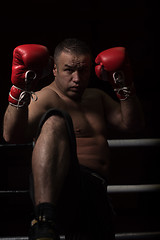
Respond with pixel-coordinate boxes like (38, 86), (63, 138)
(0, 138), (160, 239)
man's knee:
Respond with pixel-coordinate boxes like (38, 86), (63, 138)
(34, 109), (77, 160)
(39, 115), (69, 142)
(35, 109), (72, 141)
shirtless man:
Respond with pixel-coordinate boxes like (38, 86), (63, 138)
(3, 39), (144, 240)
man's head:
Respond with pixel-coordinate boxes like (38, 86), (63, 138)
(53, 38), (92, 65)
(53, 38), (92, 101)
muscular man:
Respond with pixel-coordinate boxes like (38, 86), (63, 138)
(3, 39), (144, 240)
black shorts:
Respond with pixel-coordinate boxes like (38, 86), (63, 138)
(30, 109), (115, 239)
(57, 165), (115, 240)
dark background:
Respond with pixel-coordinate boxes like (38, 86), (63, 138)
(1, 0), (159, 237)
(0, 0), (157, 142)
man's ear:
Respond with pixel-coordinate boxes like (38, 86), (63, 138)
(53, 64), (57, 77)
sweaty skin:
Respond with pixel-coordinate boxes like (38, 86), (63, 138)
(28, 51), (141, 178)
(4, 51), (144, 179)
(28, 52), (112, 177)
(30, 87), (112, 178)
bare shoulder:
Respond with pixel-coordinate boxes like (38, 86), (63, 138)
(28, 84), (64, 137)
(84, 88), (119, 111)
(84, 88), (101, 96)
(29, 84), (63, 120)
(37, 85), (61, 101)
(30, 84), (63, 110)
(84, 88), (109, 100)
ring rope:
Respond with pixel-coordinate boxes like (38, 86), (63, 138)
(1, 184), (160, 195)
(0, 232), (160, 239)
(1, 138), (160, 149)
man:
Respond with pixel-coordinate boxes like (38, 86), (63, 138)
(3, 39), (144, 239)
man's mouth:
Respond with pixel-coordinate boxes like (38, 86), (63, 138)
(70, 86), (81, 92)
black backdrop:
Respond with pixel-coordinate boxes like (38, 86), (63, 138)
(0, 1), (159, 236)
(0, 0), (156, 142)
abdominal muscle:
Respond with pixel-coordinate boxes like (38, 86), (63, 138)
(76, 135), (111, 178)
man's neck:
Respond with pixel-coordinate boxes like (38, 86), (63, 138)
(51, 81), (83, 104)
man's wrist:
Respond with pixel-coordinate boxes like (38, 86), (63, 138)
(114, 83), (136, 101)
(8, 85), (38, 108)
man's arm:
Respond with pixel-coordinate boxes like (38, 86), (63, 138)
(3, 44), (50, 143)
(95, 46), (145, 132)
(119, 96), (145, 131)
(3, 90), (49, 143)
(101, 91), (145, 132)
(3, 105), (31, 143)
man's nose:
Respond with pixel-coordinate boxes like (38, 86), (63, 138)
(73, 71), (80, 83)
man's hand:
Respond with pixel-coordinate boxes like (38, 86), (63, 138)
(8, 44), (50, 107)
(95, 47), (135, 100)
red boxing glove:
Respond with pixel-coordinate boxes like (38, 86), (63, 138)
(8, 44), (50, 107)
(95, 47), (135, 100)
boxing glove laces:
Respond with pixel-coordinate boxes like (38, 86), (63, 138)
(95, 47), (136, 100)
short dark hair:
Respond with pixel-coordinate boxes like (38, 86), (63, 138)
(54, 38), (92, 64)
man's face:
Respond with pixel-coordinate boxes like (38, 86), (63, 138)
(53, 51), (92, 101)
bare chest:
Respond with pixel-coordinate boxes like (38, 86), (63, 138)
(65, 100), (106, 138)
(47, 86), (107, 137)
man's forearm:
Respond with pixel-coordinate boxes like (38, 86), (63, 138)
(120, 95), (145, 131)
(3, 105), (30, 143)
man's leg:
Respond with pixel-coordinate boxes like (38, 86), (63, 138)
(32, 114), (70, 205)
(29, 109), (78, 240)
